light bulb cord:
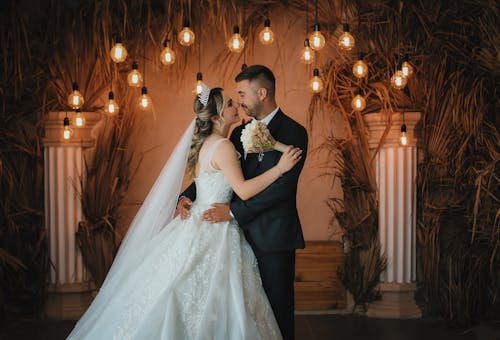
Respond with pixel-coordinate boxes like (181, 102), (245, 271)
(305, 0), (309, 34)
(314, 0), (318, 24)
(198, 1), (201, 72)
(242, 0), (246, 64)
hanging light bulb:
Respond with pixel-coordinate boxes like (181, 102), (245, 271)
(127, 61), (143, 87)
(104, 91), (120, 116)
(74, 108), (85, 127)
(193, 72), (205, 95)
(63, 116), (72, 140)
(352, 53), (368, 78)
(67, 82), (84, 109)
(228, 25), (245, 53)
(400, 123), (408, 146)
(178, 19), (195, 46)
(300, 39), (315, 64)
(138, 86), (152, 110)
(401, 55), (414, 78)
(391, 70), (407, 89)
(259, 18), (275, 45)
(160, 40), (176, 66)
(338, 24), (355, 51)
(110, 37), (128, 63)
(309, 23), (326, 51)
(300, 38), (315, 64)
(309, 68), (324, 93)
(351, 88), (366, 111)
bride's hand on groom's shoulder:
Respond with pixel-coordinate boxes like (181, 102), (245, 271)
(176, 197), (192, 220)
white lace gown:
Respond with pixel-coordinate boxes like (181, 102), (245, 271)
(67, 138), (282, 340)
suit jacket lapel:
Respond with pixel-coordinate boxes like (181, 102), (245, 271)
(266, 110), (284, 139)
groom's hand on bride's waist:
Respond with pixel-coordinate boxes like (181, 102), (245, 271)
(176, 197), (192, 220)
(203, 203), (232, 224)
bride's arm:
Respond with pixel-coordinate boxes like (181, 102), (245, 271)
(213, 140), (301, 200)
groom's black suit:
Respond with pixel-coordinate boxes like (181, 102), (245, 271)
(182, 109), (307, 340)
(229, 110), (307, 252)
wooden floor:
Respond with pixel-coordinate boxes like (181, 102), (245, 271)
(1, 315), (498, 340)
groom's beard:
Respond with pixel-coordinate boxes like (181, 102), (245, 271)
(241, 102), (264, 119)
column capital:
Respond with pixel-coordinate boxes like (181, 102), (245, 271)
(43, 111), (102, 148)
(362, 111), (422, 149)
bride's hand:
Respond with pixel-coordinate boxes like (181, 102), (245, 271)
(276, 146), (302, 174)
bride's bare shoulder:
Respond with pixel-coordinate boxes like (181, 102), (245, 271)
(216, 139), (235, 152)
(211, 139), (237, 159)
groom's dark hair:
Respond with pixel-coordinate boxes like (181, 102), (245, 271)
(235, 64), (275, 97)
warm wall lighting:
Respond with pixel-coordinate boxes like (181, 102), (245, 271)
(63, 117), (72, 140)
(110, 37), (128, 63)
(309, 23), (326, 51)
(228, 25), (245, 53)
(352, 53), (368, 78)
(309, 68), (324, 93)
(104, 91), (119, 116)
(391, 70), (407, 89)
(178, 20), (195, 46)
(400, 124), (408, 146)
(338, 24), (355, 51)
(127, 62), (143, 87)
(74, 108), (85, 127)
(300, 38), (314, 64)
(160, 40), (176, 65)
(67, 82), (84, 109)
(138, 86), (152, 110)
(401, 56), (414, 78)
(193, 72), (205, 95)
(351, 88), (366, 111)
(259, 18), (275, 45)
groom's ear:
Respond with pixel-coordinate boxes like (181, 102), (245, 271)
(257, 87), (268, 101)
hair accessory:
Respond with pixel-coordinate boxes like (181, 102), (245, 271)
(198, 83), (211, 106)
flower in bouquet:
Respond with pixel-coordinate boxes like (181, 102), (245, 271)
(240, 120), (288, 153)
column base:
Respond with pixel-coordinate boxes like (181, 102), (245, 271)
(366, 282), (421, 319)
(44, 282), (95, 320)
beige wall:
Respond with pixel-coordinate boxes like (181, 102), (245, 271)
(119, 9), (343, 242)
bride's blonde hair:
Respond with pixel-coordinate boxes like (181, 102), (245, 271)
(186, 87), (225, 179)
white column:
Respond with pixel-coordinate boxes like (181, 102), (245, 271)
(45, 145), (86, 287)
(43, 111), (101, 319)
(364, 112), (422, 318)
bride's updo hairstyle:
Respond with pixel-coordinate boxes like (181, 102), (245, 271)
(186, 87), (225, 178)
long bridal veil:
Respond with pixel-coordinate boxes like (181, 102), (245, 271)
(68, 120), (195, 337)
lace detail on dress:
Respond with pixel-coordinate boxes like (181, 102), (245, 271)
(71, 136), (282, 340)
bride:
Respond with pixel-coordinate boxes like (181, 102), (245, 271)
(67, 85), (302, 340)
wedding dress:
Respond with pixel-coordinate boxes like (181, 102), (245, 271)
(67, 121), (282, 340)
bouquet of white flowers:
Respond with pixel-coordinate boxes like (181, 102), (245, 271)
(240, 120), (288, 153)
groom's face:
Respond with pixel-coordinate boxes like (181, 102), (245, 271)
(236, 80), (264, 119)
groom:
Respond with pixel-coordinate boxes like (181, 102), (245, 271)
(178, 65), (307, 340)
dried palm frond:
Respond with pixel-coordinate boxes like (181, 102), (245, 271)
(309, 0), (499, 323)
(338, 238), (387, 312)
(409, 0), (499, 323)
(75, 101), (140, 286)
(0, 118), (47, 317)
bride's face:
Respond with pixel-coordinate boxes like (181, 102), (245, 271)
(221, 96), (240, 125)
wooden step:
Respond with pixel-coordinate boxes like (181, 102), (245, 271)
(294, 241), (346, 310)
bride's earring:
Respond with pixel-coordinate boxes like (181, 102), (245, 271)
(216, 120), (221, 128)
